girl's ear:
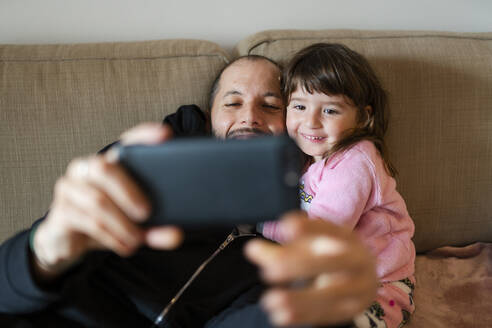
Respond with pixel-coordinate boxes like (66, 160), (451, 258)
(360, 105), (374, 130)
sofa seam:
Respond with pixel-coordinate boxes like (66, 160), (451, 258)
(247, 34), (492, 54)
(0, 53), (230, 63)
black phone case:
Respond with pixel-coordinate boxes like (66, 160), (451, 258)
(117, 136), (302, 227)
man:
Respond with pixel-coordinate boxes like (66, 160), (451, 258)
(0, 55), (376, 327)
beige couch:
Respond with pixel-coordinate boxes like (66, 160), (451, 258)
(1, 30), (491, 326)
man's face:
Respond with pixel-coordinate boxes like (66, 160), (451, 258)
(210, 59), (286, 139)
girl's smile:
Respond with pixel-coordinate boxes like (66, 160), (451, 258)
(300, 133), (326, 143)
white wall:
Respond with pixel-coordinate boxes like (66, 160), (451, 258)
(0, 0), (490, 51)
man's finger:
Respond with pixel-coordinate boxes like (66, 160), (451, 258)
(277, 211), (353, 242)
(245, 236), (367, 283)
(67, 156), (151, 222)
(52, 197), (138, 257)
(120, 122), (173, 146)
(59, 177), (144, 250)
(261, 271), (374, 314)
(261, 286), (368, 326)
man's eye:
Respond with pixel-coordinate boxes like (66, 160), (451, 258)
(323, 108), (338, 115)
(264, 103), (281, 110)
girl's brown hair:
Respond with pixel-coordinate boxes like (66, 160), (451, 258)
(284, 43), (397, 177)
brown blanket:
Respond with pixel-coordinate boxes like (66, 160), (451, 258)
(408, 243), (492, 327)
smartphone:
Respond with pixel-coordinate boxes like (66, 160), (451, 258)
(116, 135), (302, 227)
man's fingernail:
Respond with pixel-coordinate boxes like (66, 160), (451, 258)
(245, 240), (261, 253)
(310, 236), (345, 256)
(314, 273), (335, 289)
(270, 309), (291, 325)
(146, 229), (182, 248)
(105, 148), (119, 164)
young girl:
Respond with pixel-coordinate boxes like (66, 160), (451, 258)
(262, 43), (416, 328)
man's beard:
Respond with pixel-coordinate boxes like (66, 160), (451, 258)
(215, 128), (272, 139)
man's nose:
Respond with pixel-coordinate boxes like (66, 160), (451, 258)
(240, 104), (263, 126)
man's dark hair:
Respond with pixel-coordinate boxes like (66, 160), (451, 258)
(208, 55), (282, 111)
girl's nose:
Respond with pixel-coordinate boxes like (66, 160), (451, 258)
(305, 109), (321, 128)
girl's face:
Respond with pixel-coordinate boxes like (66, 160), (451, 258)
(286, 89), (361, 162)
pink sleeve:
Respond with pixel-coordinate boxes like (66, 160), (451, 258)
(308, 150), (378, 230)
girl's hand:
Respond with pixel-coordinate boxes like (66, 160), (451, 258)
(245, 211), (377, 326)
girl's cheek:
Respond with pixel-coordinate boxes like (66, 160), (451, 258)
(285, 114), (296, 137)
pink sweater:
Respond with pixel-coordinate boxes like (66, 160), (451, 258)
(263, 140), (416, 327)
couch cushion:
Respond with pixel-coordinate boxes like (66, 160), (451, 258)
(0, 40), (229, 242)
(236, 30), (492, 252)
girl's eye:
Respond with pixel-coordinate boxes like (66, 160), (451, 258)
(293, 104), (305, 110)
(225, 103), (241, 107)
(323, 108), (338, 115)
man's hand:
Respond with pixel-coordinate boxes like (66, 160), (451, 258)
(245, 211), (377, 327)
(32, 123), (183, 280)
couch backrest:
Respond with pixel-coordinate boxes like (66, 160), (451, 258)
(0, 40), (229, 242)
(236, 30), (492, 252)
(1, 31), (491, 252)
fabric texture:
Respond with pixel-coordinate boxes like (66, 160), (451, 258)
(263, 141), (415, 328)
(410, 242), (492, 327)
(235, 29), (492, 253)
